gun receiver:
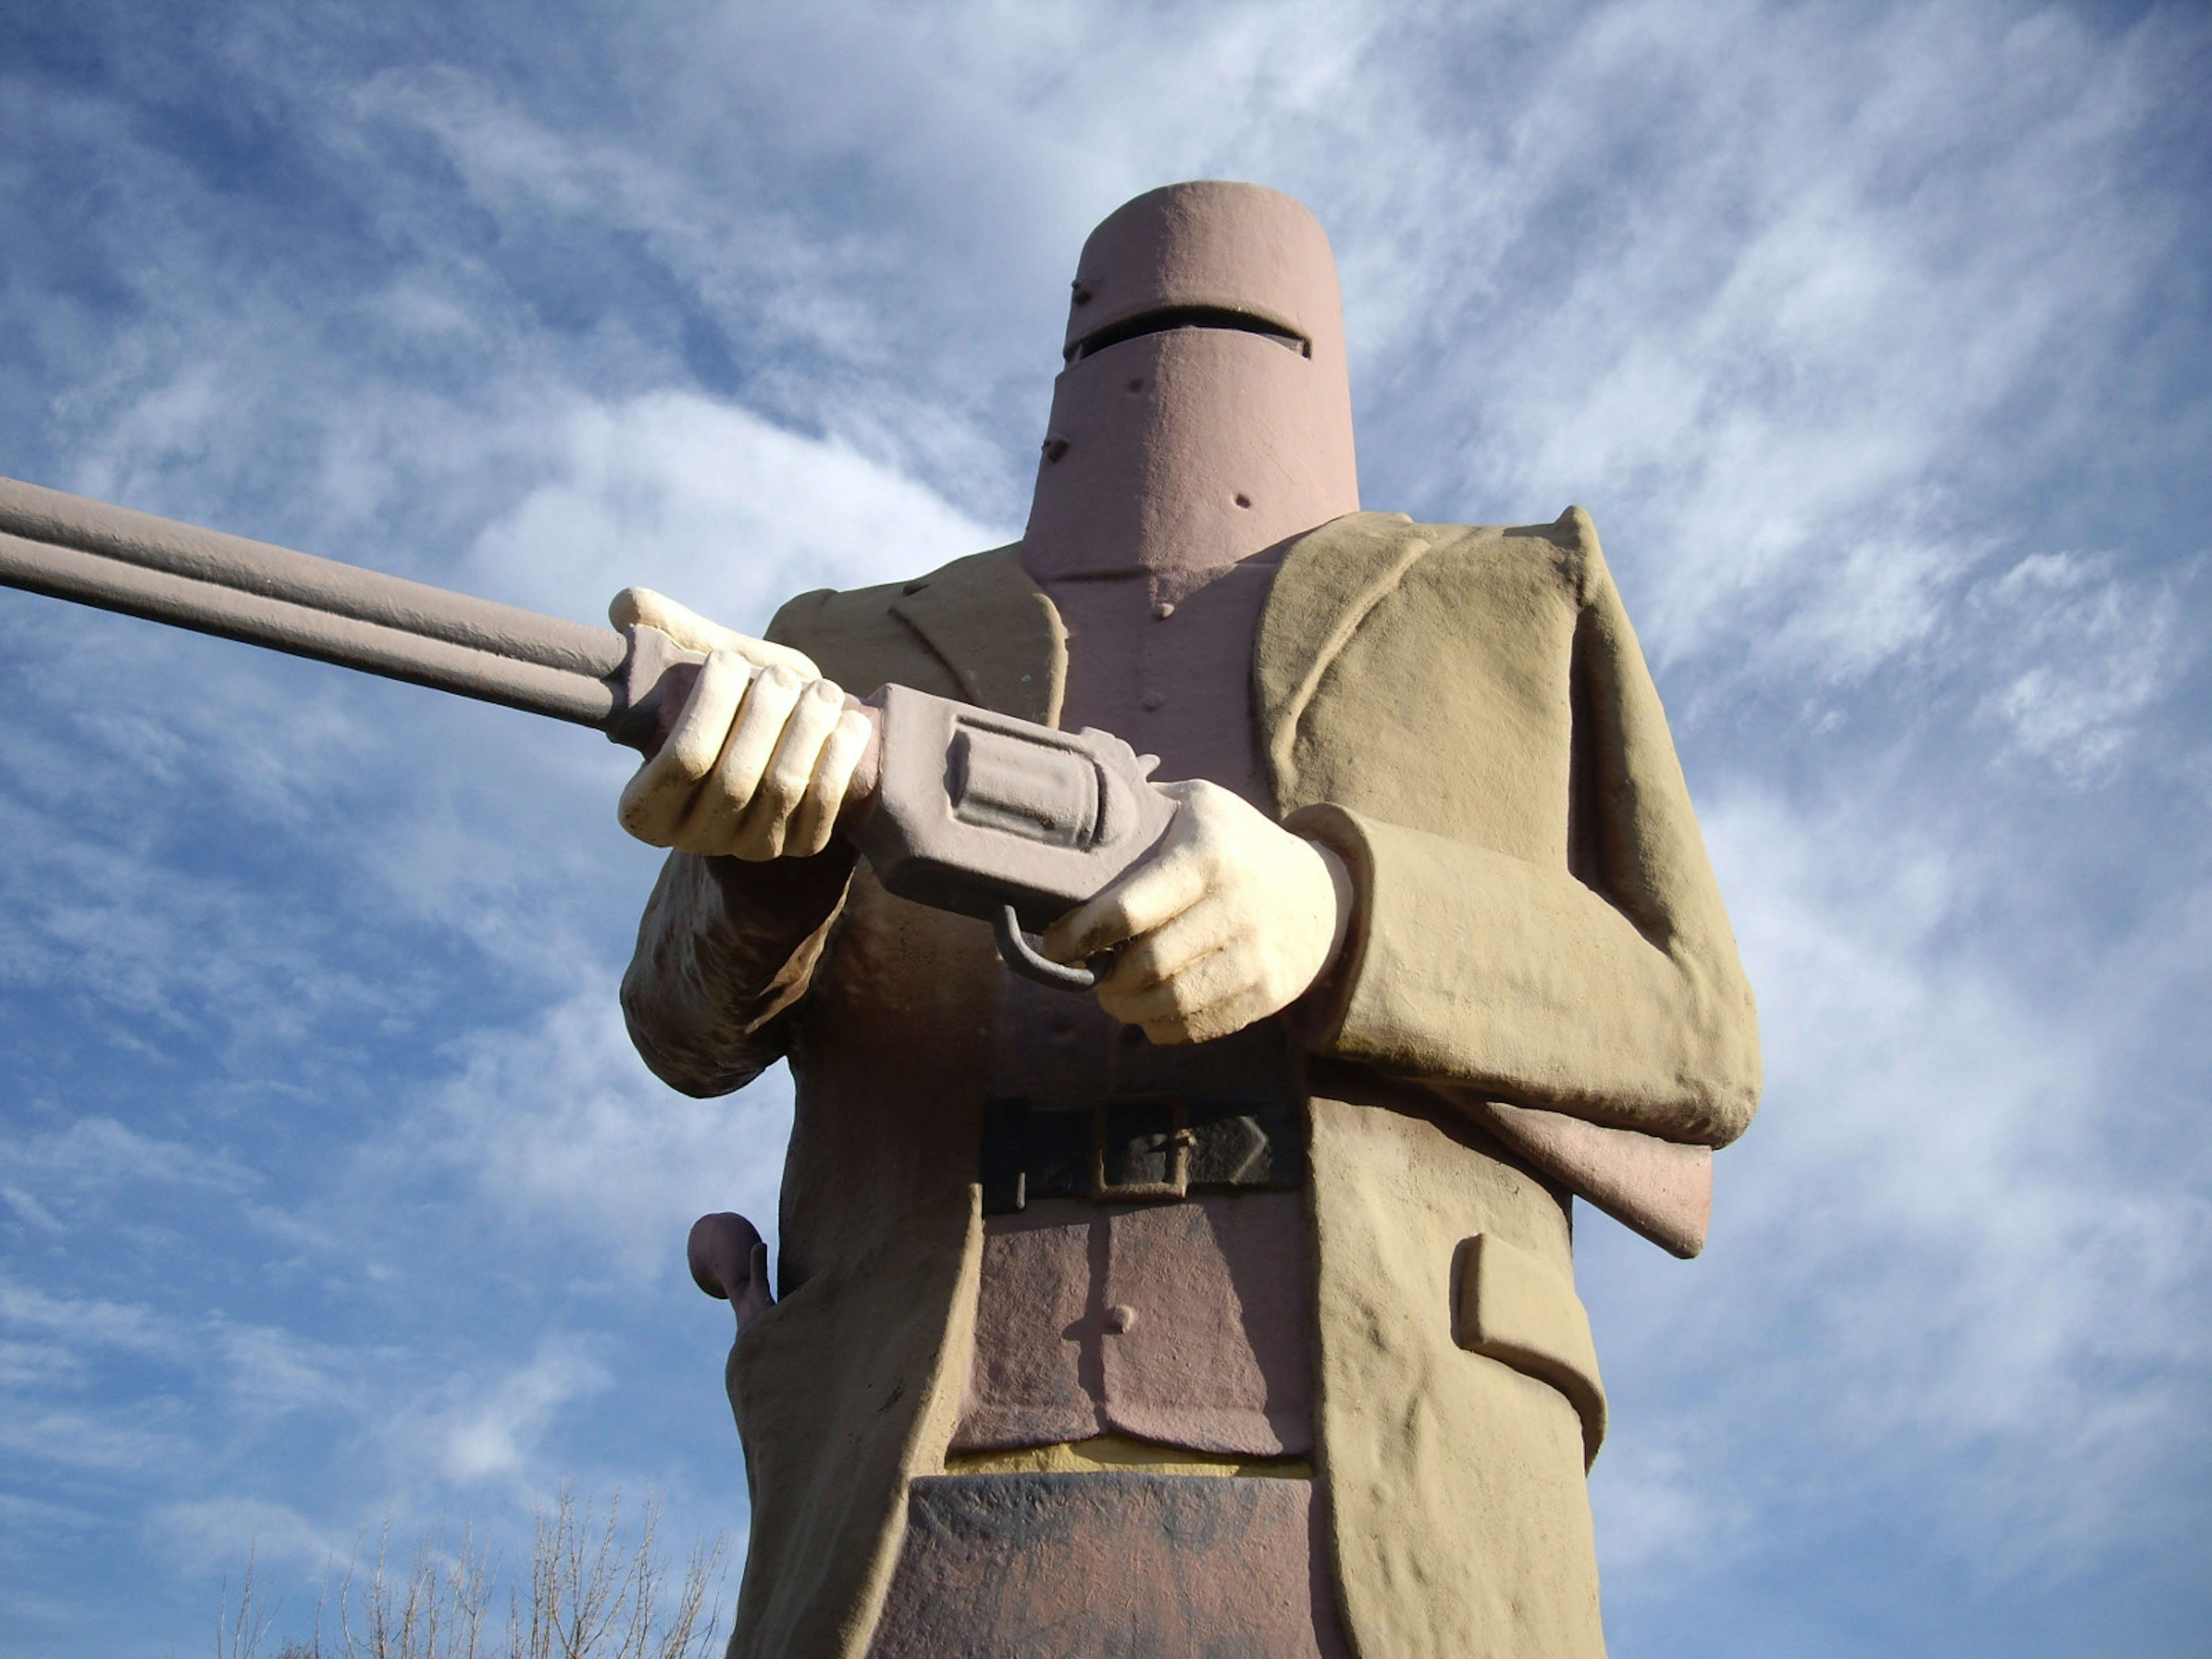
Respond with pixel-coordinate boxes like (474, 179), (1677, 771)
(603, 624), (1174, 988)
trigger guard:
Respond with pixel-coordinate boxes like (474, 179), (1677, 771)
(993, 904), (1112, 993)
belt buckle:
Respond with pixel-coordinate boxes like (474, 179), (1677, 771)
(1091, 1093), (1194, 1202)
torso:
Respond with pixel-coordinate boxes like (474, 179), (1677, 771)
(951, 544), (1316, 1461)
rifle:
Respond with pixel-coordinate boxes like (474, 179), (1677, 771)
(0, 474), (1712, 1255)
(0, 474), (1169, 991)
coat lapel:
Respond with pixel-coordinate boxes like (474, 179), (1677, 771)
(893, 517), (1427, 763)
(1252, 512), (1431, 811)
(889, 545), (1067, 727)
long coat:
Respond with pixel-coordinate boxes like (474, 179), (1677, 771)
(622, 507), (1762, 1659)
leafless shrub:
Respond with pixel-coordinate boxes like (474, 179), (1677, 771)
(507, 1489), (722, 1659)
(328, 1523), (494, 1659)
(216, 1490), (725, 1659)
(215, 1547), (278, 1659)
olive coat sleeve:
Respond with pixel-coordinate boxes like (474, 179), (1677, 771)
(613, 582), (889, 1099)
(619, 843), (858, 1098)
(1270, 510), (1762, 1150)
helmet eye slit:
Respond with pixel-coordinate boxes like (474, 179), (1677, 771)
(1068, 305), (1310, 363)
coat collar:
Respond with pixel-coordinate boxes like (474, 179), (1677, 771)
(890, 515), (1431, 806)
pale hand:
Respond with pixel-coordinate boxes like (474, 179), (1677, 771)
(609, 588), (872, 861)
(1041, 779), (1354, 1045)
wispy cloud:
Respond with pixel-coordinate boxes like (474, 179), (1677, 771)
(1972, 550), (2192, 783)
(1, 1117), (255, 1200)
(1585, 781), (2212, 1593)
(387, 978), (793, 1284)
(414, 1339), (613, 1489)
(146, 1494), (345, 1581)
(461, 388), (1008, 630)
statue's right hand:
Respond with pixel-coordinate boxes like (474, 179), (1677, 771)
(610, 589), (872, 861)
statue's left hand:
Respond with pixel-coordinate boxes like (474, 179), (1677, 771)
(609, 586), (821, 678)
(688, 1211), (773, 1332)
(1041, 779), (1354, 1045)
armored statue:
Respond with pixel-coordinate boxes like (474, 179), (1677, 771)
(621, 181), (1761, 1659)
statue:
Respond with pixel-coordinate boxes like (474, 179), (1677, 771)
(620, 182), (1762, 1659)
(0, 177), (1759, 1659)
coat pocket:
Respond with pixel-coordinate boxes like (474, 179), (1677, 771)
(1452, 1232), (1607, 1466)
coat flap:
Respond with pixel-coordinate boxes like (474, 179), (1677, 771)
(1452, 1231), (1607, 1465)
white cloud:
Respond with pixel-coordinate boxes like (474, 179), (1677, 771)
(461, 388), (1008, 632)
(0, 1117), (253, 1200)
(393, 978), (793, 1285)
(212, 1323), (372, 1424)
(147, 1494), (344, 1582)
(0, 1279), (175, 1364)
(1972, 550), (2191, 783)
(418, 1339), (612, 1487)
(0, 1400), (190, 1475)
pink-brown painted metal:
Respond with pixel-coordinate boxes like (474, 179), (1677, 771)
(955, 1192), (1315, 1459)
(912, 178), (1360, 1649)
(864, 1472), (1349, 1659)
(1025, 183), (1359, 592)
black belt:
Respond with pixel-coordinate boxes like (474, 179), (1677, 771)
(980, 1093), (1305, 1214)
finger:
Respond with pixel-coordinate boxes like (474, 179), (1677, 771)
(616, 650), (752, 845)
(1099, 892), (1242, 996)
(1165, 981), (1276, 1046)
(608, 586), (821, 677)
(733, 1240), (773, 1330)
(730, 679), (847, 860)
(660, 650), (756, 781)
(1041, 823), (1214, 961)
(678, 666), (806, 852)
(1103, 940), (1259, 1038)
(783, 707), (872, 858)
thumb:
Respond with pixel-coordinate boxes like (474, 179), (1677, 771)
(609, 587), (821, 678)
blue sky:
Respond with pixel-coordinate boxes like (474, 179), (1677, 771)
(2, 2), (2207, 1654)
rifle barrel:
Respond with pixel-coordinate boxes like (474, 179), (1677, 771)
(0, 477), (624, 728)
